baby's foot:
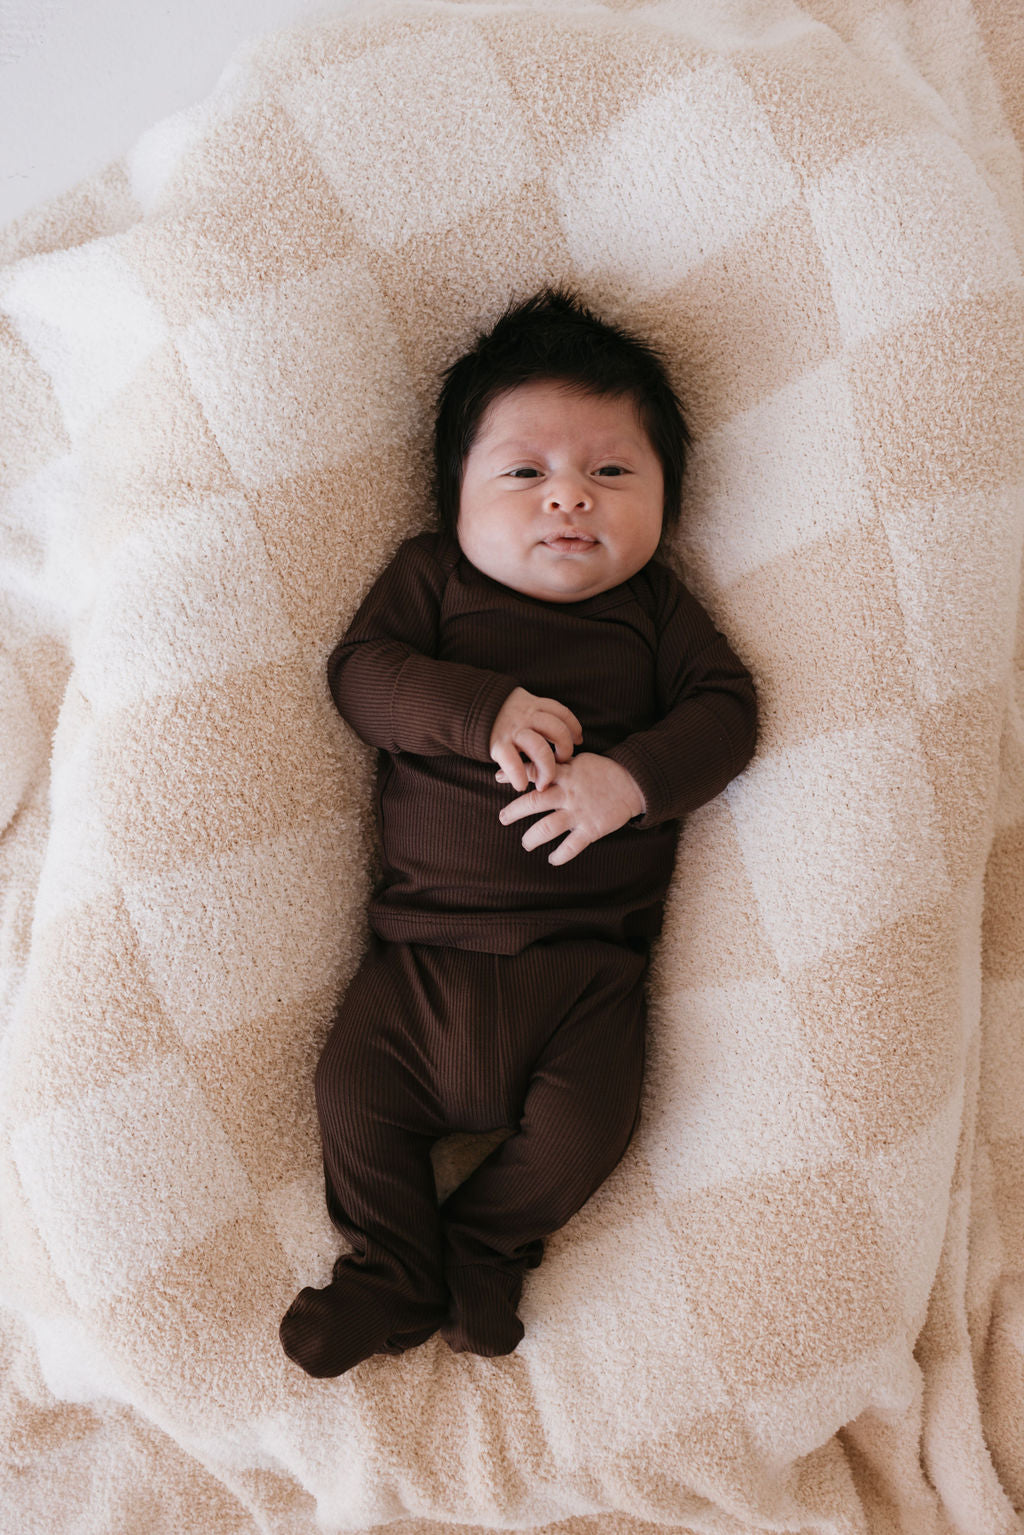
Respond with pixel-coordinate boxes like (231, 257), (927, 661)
(441, 1265), (524, 1357)
(280, 1267), (446, 1376)
(280, 1280), (390, 1376)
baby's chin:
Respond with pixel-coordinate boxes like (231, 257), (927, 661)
(499, 559), (631, 604)
(458, 538), (643, 602)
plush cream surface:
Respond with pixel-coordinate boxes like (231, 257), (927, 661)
(1, 1), (1023, 1531)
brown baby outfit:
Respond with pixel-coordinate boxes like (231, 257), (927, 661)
(280, 530), (757, 1374)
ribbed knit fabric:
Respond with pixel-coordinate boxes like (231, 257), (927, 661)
(279, 935), (647, 1375)
(281, 531), (756, 1374)
(328, 530), (758, 955)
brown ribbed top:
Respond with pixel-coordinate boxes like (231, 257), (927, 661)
(328, 531), (757, 954)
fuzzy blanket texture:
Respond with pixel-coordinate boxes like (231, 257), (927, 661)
(2, 0), (1023, 1531)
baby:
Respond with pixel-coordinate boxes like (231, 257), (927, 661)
(280, 288), (757, 1377)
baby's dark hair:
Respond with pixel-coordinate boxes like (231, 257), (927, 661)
(432, 287), (690, 541)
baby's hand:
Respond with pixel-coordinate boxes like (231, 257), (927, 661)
(489, 686), (583, 793)
(497, 752), (645, 864)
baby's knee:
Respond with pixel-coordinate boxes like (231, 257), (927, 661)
(548, 1107), (641, 1221)
(314, 1013), (376, 1113)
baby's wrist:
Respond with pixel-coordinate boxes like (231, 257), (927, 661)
(621, 766), (646, 818)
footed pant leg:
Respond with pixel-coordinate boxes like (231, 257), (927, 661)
(280, 939), (451, 1378)
(438, 940), (647, 1356)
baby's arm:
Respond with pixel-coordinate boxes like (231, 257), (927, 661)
(498, 569), (757, 863)
(602, 574), (758, 825)
(329, 537), (521, 760)
(332, 537), (586, 786)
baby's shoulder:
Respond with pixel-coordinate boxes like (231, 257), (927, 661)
(378, 527), (461, 590)
(399, 528), (460, 567)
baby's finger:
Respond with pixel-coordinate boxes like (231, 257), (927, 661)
(560, 706), (584, 744)
(547, 829), (590, 865)
(520, 810), (572, 852)
(552, 721), (580, 762)
(496, 763), (537, 785)
(549, 699), (583, 738)
(516, 730), (557, 791)
(536, 709), (583, 762)
(498, 785), (552, 826)
(490, 742), (530, 792)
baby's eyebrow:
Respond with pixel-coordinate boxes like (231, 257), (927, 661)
(484, 439), (536, 455)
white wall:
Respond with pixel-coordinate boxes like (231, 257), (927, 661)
(1, 0), (336, 228)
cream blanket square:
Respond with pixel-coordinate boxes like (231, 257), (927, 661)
(2, 0), (1023, 1531)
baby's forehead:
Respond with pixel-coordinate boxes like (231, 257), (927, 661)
(471, 381), (651, 450)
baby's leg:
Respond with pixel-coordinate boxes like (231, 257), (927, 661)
(438, 940), (647, 1356)
(280, 939), (450, 1377)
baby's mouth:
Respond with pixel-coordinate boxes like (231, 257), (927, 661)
(543, 532), (598, 551)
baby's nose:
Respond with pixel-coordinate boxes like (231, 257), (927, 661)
(545, 477), (592, 510)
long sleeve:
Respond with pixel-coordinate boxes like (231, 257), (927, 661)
(327, 535), (520, 760)
(338, 536), (756, 953)
(604, 568), (757, 828)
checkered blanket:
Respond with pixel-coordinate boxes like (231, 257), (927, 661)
(2, 2), (1022, 1531)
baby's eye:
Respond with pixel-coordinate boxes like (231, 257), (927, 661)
(507, 467), (541, 478)
(596, 465), (627, 476)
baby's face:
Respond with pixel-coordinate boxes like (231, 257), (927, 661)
(456, 380), (664, 603)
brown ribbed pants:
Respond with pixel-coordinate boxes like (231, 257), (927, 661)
(280, 932), (647, 1376)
